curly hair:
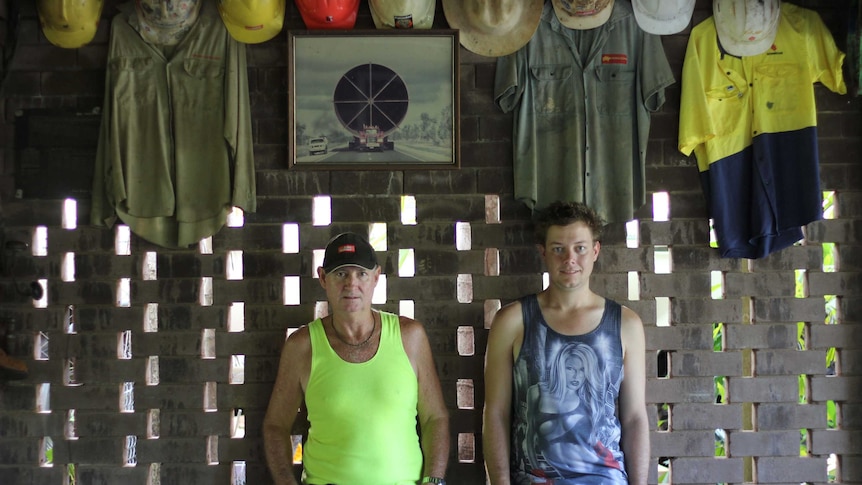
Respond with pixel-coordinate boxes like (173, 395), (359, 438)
(532, 201), (604, 245)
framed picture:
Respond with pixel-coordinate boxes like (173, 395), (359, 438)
(287, 30), (460, 170)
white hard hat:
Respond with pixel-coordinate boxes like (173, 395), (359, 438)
(370, 0), (435, 29)
(632, 0), (695, 35)
(714, 0), (781, 57)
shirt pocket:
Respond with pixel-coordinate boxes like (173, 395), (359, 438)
(705, 82), (745, 137)
(754, 62), (804, 113)
(111, 57), (157, 105)
(178, 58), (225, 112)
(530, 64), (575, 115)
(594, 66), (635, 117)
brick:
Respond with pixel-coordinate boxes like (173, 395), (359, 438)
(811, 376), (862, 402)
(753, 298), (826, 323)
(594, 246), (652, 273)
(158, 358), (227, 383)
(749, 245), (824, 271)
(842, 350), (862, 374)
(729, 376), (798, 403)
(75, 412), (147, 438)
(671, 350), (743, 377)
(74, 466), (150, 484)
(756, 403), (827, 430)
(670, 457), (744, 483)
(415, 194), (486, 222)
(811, 429), (862, 455)
(646, 166), (701, 193)
(640, 273), (711, 298)
(808, 271), (862, 297)
(156, 411), (230, 438)
(726, 322), (797, 350)
(725, 272), (798, 298)
(0, 438), (41, 465)
(820, 162), (862, 191)
(41, 70), (104, 97)
(729, 430), (801, 456)
(404, 170), (476, 194)
(135, 384), (204, 411)
(329, 172), (404, 196)
(836, 244), (862, 271)
(673, 298), (744, 325)
(387, 275), (456, 301)
(75, 358), (146, 383)
(645, 325), (713, 351)
(459, 140), (512, 168)
(647, 377), (715, 404)
(0, 413), (63, 438)
(157, 464), (235, 484)
(671, 403), (743, 431)
(668, 245), (739, 271)
(755, 349), (828, 376)
(756, 456), (827, 483)
(652, 430), (715, 457)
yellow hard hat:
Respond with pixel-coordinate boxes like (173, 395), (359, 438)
(37, 0), (104, 49)
(218, 0), (285, 44)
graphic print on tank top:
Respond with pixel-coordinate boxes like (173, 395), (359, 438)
(511, 295), (626, 483)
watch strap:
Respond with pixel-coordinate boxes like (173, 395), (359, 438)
(421, 477), (446, 485)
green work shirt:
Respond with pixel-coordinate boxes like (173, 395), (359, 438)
(91, 1), (255, 248)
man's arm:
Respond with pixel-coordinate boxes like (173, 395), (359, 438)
(483, 302), (523, 485)
(401, 317), (450, 480)
(618, 306), (650, 485)
(263, 327), (311, 485)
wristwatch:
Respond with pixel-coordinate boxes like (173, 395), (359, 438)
(421, 477), (446, 485)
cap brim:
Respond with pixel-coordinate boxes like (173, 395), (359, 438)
(442, 0), (543, 58)
(716, 24), (777, 57)
(43, 28), (97, 49)
(325, 263), (379, 273)
(553, 0), (614, 30)
(223, 20), (283, 44)
(370, 4), (435, 29)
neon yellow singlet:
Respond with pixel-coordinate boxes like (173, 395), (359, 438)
(303, 311), (422, 485)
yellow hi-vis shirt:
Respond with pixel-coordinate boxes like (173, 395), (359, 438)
(303, 312), (422, 485)
(678, 3), (845, 259)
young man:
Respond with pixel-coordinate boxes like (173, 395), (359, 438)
(264, 232), (450, 485)
(483, 201), (649, 484)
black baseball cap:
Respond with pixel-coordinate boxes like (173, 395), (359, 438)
(322, 232), (379, 273)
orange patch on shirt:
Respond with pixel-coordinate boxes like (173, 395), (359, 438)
(602, 53), (628, 64)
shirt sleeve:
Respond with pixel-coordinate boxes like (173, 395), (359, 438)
(640, 32), (675, 112)
(678, 25), (715, 161)
(224, 36), (257, 213)
(494, 50), (525, 113)
(805, 9), (847, 94)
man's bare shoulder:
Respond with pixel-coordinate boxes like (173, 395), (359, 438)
(281, 324), (312, 357)
(492, 299), (525, 329)
(397, 315), (428, 342)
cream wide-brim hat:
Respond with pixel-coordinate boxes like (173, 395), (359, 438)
(442, 0), (544, 58)
(370, 0), (436, 29)
(552, 0), (614, 30)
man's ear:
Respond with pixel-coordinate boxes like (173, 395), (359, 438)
(535, 243), (546, 256)
(593, 240), (601, 260)
(317, 267), (327, 287)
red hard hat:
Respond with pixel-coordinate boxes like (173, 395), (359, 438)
(295, 0), (359, 29)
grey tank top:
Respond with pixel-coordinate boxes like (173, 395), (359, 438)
(510, 294), (627, 484)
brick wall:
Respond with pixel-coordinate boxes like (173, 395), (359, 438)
(0, 1), (859, 484)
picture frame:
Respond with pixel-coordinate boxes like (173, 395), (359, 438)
(287, 30), (460, 170)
